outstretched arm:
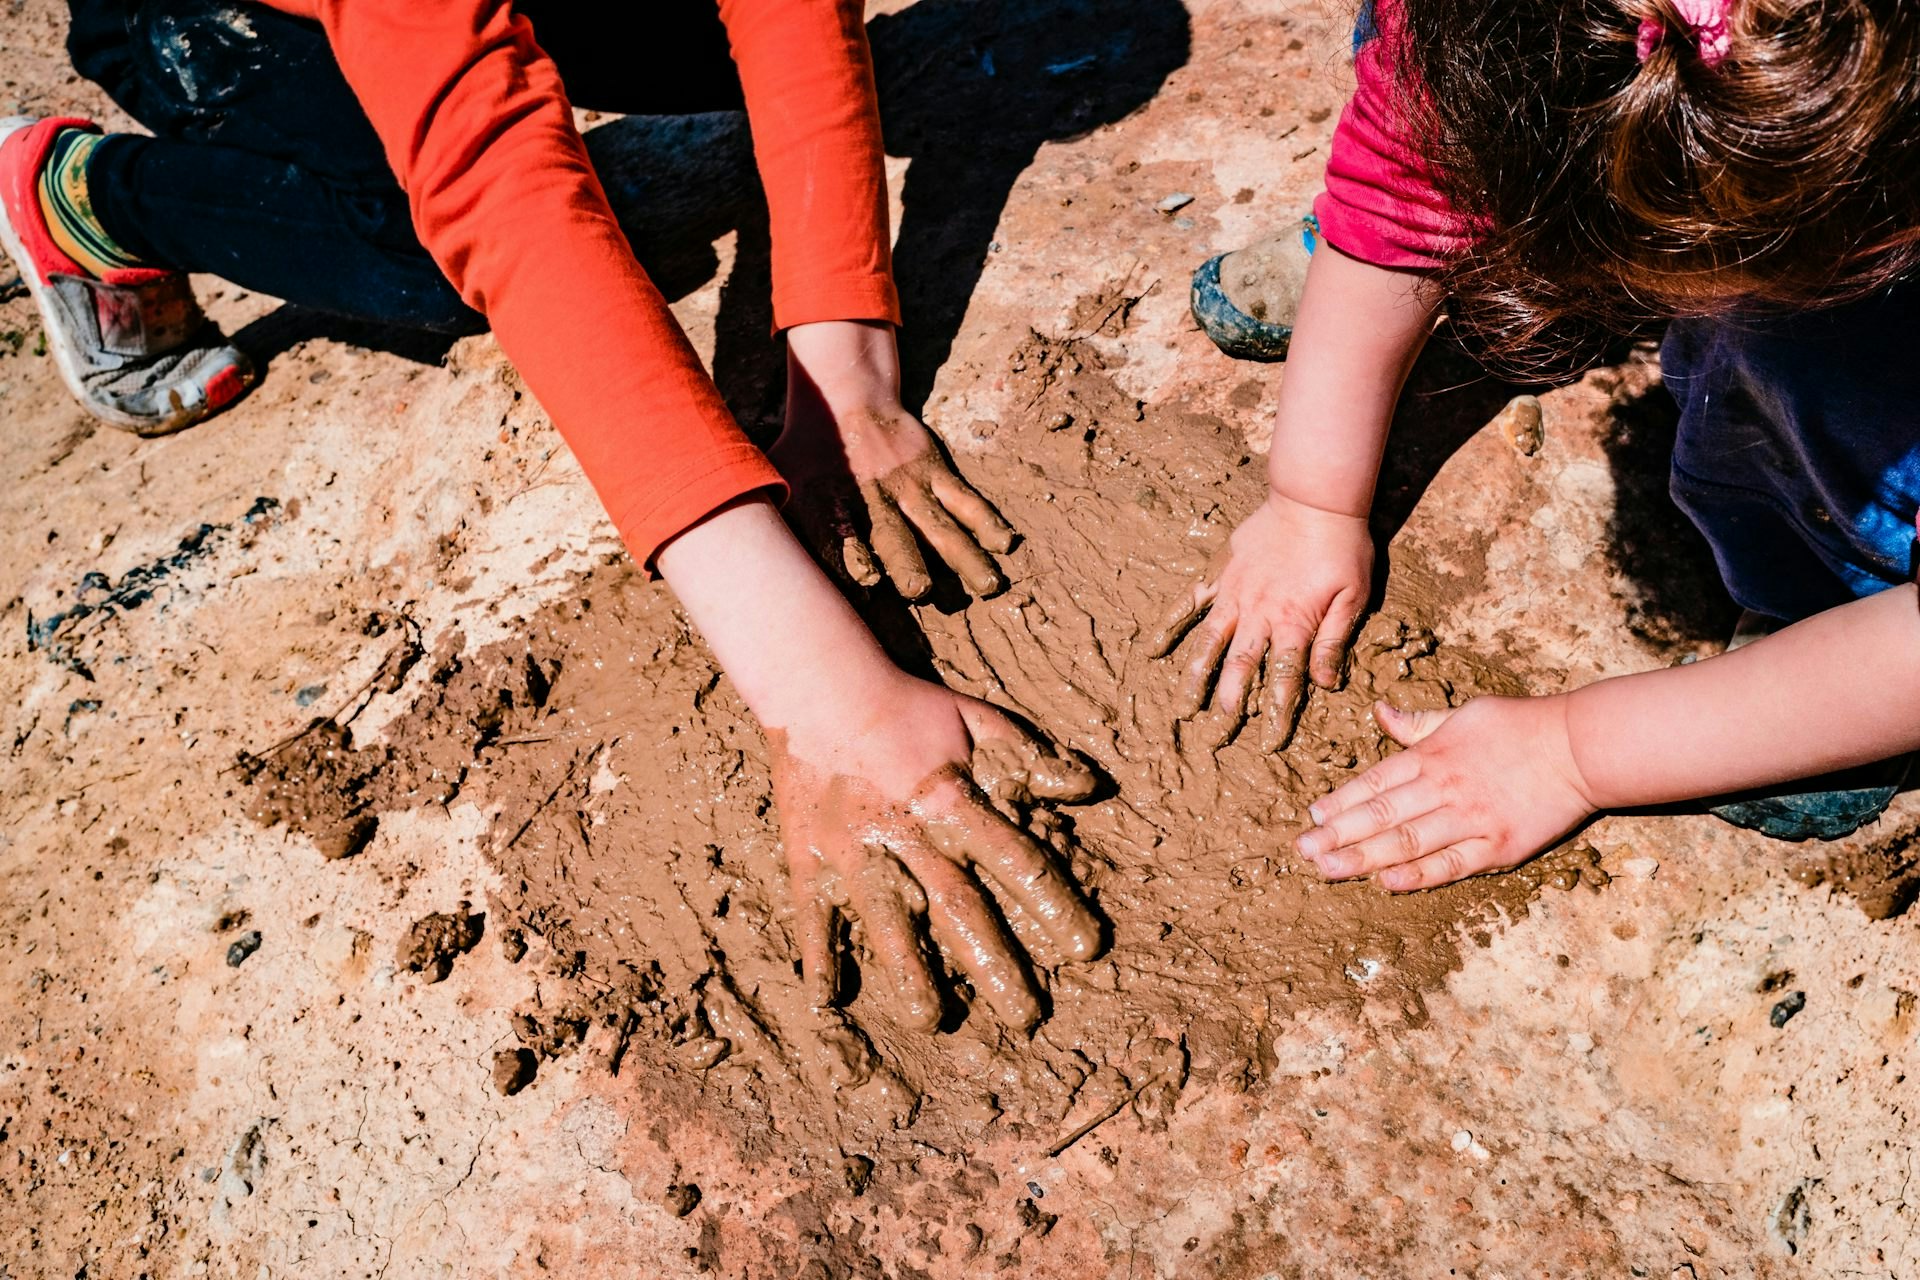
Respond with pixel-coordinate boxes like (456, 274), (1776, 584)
(1297, 585), (1920, 890)
(657, 498), (1102, 1031)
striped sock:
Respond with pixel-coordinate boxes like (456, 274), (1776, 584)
(37, 128), (144, 278)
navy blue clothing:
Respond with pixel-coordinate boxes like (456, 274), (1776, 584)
(1662, 285), (1920, 623)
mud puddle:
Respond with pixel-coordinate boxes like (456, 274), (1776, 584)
(237, 289), (1588, 1207)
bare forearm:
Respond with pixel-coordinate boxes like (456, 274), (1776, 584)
(654, 496), (902, 729)
(1266, 244), (1440, 516)
(1567, 586), (1920, 808)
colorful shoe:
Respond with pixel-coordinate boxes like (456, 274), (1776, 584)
(1709, 610), (1911, 841)
(1190, 215), (1319, 362)
(0, 116), (252, 436)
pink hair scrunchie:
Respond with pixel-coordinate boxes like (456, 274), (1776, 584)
(1636, 0), (1736, 67)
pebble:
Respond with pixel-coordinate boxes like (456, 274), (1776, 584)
(1491, 394), (1544, 456)
(1450, 1129), (1473, 1153)
(1567, 1031), (1595, 1054)
(1770, 991), (1807, 1028)
(225, 931), (263, 968)
(1154, 192), (1195, 214)
(663, 1182), (701, 1217)
(1621, 857), (1659, 882)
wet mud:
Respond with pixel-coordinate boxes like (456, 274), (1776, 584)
(236, 290), (1594, 1226)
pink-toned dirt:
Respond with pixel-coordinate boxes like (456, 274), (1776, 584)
(5, 3), (1919, 1278)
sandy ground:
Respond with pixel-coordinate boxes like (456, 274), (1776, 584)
(5, 2), (1920, 1277)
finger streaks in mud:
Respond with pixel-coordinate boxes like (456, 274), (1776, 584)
(233, 293), (1581, 1234)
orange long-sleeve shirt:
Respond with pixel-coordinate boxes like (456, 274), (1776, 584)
(262, 0), (900, 565)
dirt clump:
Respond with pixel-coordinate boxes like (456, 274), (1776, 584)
(492, 1048), (539, 1097)
(396, 905), (485, 982)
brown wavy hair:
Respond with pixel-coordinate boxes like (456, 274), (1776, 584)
(1390, 0), (1920, 374)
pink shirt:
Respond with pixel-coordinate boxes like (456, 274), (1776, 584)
(1311, 0), (1464, 270)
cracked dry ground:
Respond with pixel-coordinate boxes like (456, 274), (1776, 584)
(5, 1), (1920, 1277)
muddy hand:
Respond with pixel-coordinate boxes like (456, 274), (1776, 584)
(775, 403), (1015, 600)
(1294, 696), (1598, 891)
(770, 693), (1101, 1033)
(1147, 492), (1372, 751)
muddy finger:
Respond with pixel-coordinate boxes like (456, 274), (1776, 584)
(1254, 642), (1310, 753)
(785, 853), (840, 1009)
(1310, 590), (1364, 690)
(1376, 838), (1502, 892)
(1213, 625), (1271, 731)
(946, 798), (1102, 962)
(847, 855), (943, 1030)
(862, 486), (934, 600)
(897, 486), (1006, 596)
(1145, 579), (1217, 659)
(1174, 617), (1237, 718)
(898, 847), (1042, 1031)
(1301, 796), (1464, 882)
(928, 466), (1017, 554)
(1308, 749), (1423, 825)
(840, 533), (883, 588)
(960, 704), (1097, 802)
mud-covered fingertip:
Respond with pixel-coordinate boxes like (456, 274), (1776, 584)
(894, 571), (934, 601)
(969, 568), (1009, 598)
(1060, 921), (1106, 964)
(1027, 753), (1097, 801)
(897, 989), (943, 1032)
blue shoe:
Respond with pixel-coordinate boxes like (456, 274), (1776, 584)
(1708, 611), (1911, 840)
(1190, 215), (1318, 362)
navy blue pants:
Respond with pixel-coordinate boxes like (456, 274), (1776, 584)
(65, 0), (745, 333)
(1663, 286), (1920, 623)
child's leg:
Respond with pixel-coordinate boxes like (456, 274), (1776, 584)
(1660, 283), (1920, 838)
(1662, 284), (1920, 623)
(66, 0), (480, 334)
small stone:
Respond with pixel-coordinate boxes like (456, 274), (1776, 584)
(1770, 991), (1807, 1028)
(1044, 410), (1073, 431)
(663, 1182), (701, 1217)
(1450, 1129), (1473, 1153)
(1567, 1031), (1595, 1054)
(1154, 192), (1195, 214)
(1467, 1140), (1491, 1161)
(1491, 394), (1544, 456)
(492, 1048), (538, 1096)
(225, 931), (263, 968)
(294, 684), (328, 707)
(843, 1154), (874, 1196)
(1622, 857), (1659, 882)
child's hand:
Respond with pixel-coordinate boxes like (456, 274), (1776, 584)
(1295, 695), (1599, 891)
(770, 678), (1104, 1032)
(1148, 492), (1373, 748)
(778, 320), (1014, 600)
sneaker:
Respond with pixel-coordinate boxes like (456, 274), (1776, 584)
(1709, 610), (1911, 841)
(1189, 215), (1318, 362)
(0, 116), (253, 436)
